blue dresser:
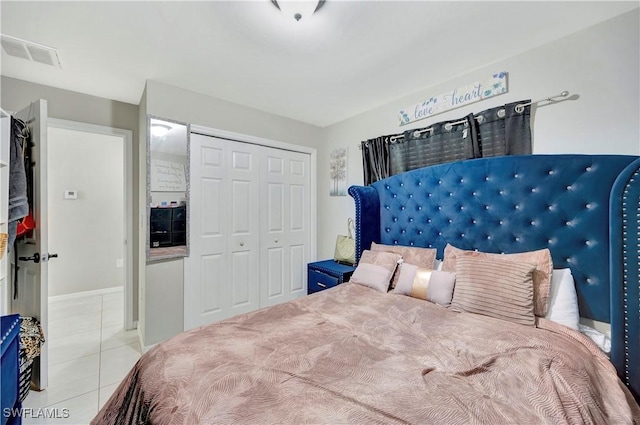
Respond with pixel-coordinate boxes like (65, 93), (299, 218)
(1, 314), (21, 425)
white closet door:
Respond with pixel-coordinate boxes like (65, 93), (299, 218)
(185, 134), (260, 329)
(259, 147), (310, 307)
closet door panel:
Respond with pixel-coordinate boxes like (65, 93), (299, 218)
(226, 143), (260, 316)
(260, 147), (310, 307)
(186, 135), (229, 329)
(200, 254), (223, 314)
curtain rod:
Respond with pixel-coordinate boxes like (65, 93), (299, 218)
(358, 90), (570, 149)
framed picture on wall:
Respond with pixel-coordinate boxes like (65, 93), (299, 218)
(330, 148), (347, 196)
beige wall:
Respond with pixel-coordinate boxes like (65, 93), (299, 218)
(317, 9), (640, 260)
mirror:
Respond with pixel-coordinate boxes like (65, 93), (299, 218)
(147, 116), (190, 261)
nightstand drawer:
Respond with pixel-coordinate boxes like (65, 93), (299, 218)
(308, 269), (340, 294)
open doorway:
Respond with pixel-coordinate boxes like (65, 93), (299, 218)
(46, 119), (133, 328)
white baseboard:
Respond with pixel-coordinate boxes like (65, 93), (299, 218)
(49, 286), (123, 302)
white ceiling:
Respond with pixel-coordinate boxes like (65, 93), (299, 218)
(1, 1), (638, 127)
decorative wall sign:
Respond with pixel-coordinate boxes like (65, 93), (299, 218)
(398, 72), (508, 126)
(151, 159), (187, 192)
(329, 148), (347, 196)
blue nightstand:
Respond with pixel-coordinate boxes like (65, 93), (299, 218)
(308, 260), (356, 294)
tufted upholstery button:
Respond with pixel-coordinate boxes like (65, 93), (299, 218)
(438, 180), (442, 184)
(566, 258), (571, 263)
(438, 232), (442, 236)
(515, 205), (520, 210)
(515, 237), (520, 242)
(499, 190), (504, 195)
(401, 206), (405, 210)
(427, 219), (431, 223)
(514, 173), (519, 178)
(385, 206), (390, 210)
(531, 221), (535, 226)
(393, 217), (398, 222)
(531, 188), (537, 193)
(393, 194), (397, 198)
(585, 203), (591, 209)
(401, 230), (405, 234)
(487, 235), (491, 240)
(459, 206), (464, 211)
(485, 176), (489, 181)
(448, 219), (452, 223)
(499, 220), (503, 224)
(386, 228), (390, 232)
(409, 194), (413, 198)
(485, 205), (489, 210)
(418, 206), (422, 211)
(418, 181), (422, 186)
(461, 233), (465, 238)
(548, 239), (553, 244)
(428, 193), (432, 197)
(449, 193), (453, 197)
(548, 205), (554, 211)
(410, 242), (414, 246)
(400, 183), (404, 187)
(418, 230), (423, 235)
(472, 192), (477, 196)
(566, 221), (572, 226)
(587, 278), (592, 283)
(548, 170), (555, 175)
(409, 218), (413, 222)
(460, 179), (464, 184)
(386, 185), (390, 189)
(472, 220), (476, 224)
(586, 166), (592, 172)
(567, 185), (572, 190)
(438, 206), (442, 210)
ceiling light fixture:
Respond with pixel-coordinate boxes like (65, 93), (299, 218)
(150, 124), (171, 137)
(271, 0), (326, 21)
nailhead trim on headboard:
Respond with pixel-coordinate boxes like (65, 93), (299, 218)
(621, 169), (639, 387)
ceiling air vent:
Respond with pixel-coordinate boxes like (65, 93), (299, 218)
(1, 34), (61, 68)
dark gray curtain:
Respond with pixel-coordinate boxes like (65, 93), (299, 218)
(475, 100), (531, 157)
(361, 99), (532, 184)
(361, 135), (392, 186)
(390, 113), (479, 175)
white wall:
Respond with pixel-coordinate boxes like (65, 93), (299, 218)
(317, 9), (640, 260)
(48, 127), (124, 296)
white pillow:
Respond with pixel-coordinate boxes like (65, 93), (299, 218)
(434, 259), (443, 270)
(545, 268), (579, 330)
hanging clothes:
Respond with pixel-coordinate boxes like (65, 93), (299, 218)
(7, 117), (29, 249)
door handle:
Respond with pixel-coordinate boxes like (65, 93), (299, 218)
(48, 253), (59, 259)
(19, 252), (40, 263)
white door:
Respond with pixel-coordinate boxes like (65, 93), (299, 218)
(185, 134), (260, 329)
(260, 147), (310, 307)
(11, 99), (49, 389)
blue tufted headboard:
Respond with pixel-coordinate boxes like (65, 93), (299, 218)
(349, 154), (640, 399)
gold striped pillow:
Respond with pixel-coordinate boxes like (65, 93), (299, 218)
(451, 256), (536, 326)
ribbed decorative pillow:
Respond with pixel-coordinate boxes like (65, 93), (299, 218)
(451, 256), (536, 326)
(442, 244), (552, 317)
(371, 242), (437, 289)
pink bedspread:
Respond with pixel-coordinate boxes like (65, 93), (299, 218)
(94, 283), (640, 424)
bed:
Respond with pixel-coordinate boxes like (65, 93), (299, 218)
(94, 154), (640, 424)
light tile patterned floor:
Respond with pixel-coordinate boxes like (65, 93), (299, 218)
(22, 289), (140, 425)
